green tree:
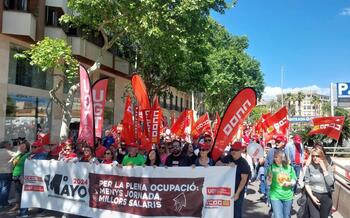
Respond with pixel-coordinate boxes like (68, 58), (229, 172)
(17, 0), (232, 141)
(204, 21), (264, 114)
(311, 95), (321, 116)
(249, 105), (269, 124)
(335, 107), (350, 145)
(285, 93), (296, 115)
(295, 92), (305, 116)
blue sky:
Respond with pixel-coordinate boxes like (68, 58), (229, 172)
(212, 0), (350, 99)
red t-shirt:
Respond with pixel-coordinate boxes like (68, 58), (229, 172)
(294, 144), (301, 165)
(95, 145), (107, 159)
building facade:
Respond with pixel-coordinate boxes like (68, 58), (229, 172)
(0, 0), (194, 143)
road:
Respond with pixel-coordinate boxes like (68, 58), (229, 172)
(0, 180), (344, 218)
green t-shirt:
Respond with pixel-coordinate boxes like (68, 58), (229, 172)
(122, 154), (145, 166)
(12, 152), (30, 177)
(268, 163), (296, 201)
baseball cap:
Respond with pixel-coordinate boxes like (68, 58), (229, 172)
(293, 135), (302, 144)
(231, 141), (243, 151)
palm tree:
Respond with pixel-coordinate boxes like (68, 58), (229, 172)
(284, 93), (296, 115)
(311, 95), (321, 117)
(321, 101), (331, 116)
(295, 92), (305, 116)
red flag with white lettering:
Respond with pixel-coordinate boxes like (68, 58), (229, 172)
(192, 113), (211, 139)
(263, 106), (289, 136)
(171, 109), (194, 137)
(78, 65), (95, 146)
(212, 88), (257, 161)
(308, 116), (345, 140)
(92, 78), (108, 138)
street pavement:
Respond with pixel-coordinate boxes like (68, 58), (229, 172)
(0, 180), (344, 218)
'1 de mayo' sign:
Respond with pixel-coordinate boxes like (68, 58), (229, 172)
(337, 83), (350, 98)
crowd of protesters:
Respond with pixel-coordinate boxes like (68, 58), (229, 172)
(0, 126), (335, 218)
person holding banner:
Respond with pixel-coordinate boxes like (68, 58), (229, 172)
(122, 143), (145, 166)
(80, 146), (99, 164)
(216, 141), (251, 218)
(58, 144), (78, 163)
(158, 142), (168, 166)
(165, 140), (191, 167)
(304, 147), (334, 218)
(145, 149), (161, 167)
(266, 149), (296, 218)
(100, 149), (118, 165)
(195, 142), (215, 167)
(10, 140), (30, 215)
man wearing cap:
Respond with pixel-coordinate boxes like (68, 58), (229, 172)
(216, 141), (251, 218)
(286, 134), (304, 192)
(265, 135), (289, 168)
(27, 141), (48, 160)
(122, 143), (145, 166)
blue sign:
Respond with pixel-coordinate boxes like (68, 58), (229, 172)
(288, 116), (312, 123)
(337, 83), (350, 98)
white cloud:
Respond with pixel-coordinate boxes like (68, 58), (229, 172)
(262, 85), (330, 101)
(340, 8), (350, 16)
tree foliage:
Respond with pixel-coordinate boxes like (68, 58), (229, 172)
(204, 21), (264, 114)
(249, 105), (269, 124)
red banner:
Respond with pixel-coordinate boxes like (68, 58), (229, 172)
(78, 65), (95, 146)
(263, 106), (289, 136)
(150, 109), (162, 144)
(212, 88), (257, 161)
(255, 112), (271, 133)
(92, 78), (108, 138)
(131, 74), (150, 110)
(121, 96), (134, 145)
(171, 110), (194, 137)
(308, 116), (345, 140)
(192, 113), (211, 138)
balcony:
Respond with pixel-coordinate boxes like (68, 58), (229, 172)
(2, 10), (36, 40)
(68, 36), (130, 75)
(46, 0), (68, 13)
(45, 26), (67, 40)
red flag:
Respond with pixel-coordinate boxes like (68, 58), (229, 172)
(92, 78), (108, 138)
(149, 109), (162, 144)
(212, 88), (257, 161)
(78, 65), (95, 146)
(308, 116), (345, 140)
(192, 113), (211, 138)
(139, 131), (152, 152)
(131, 74), (150, 110)
(37, 133), (50, 145)
(213, 111), (221, 137)
(121, 96), (134, 145)
(263, 107), (289, 136)
(255, 113), (271, 133)
(171, 109), (194, 137)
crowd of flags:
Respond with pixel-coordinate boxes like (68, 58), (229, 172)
(73, 65), (346, 158)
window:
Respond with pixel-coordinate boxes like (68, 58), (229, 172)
(186, 99), (189, 109)
(175, 96), (178, 111)
(4, 0), (28, 11)
(46, 6), (64, 27)
(8, 45), (53, 90)
(5, 94), (51, 142)
(180, 98), (183, 111)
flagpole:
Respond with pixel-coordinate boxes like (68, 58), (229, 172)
(281, 66), (284, 106)
(332, 140), (339, 158)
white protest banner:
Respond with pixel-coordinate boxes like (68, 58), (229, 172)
(22, 160), (236, 218)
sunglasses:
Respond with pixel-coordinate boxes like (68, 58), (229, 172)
(159, 147), (166, 149)
(32, 146), (39, 149)
(204, 139), (212, 142)
(105, 152), (112, 155)
(64, 148), (72, 151)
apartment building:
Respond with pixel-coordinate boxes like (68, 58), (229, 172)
(0, 0), (193, 142)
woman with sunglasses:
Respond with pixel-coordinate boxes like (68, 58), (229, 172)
(101, 149), (118, 165)
(195, 143), (214, 167)
(158, 143), (168, 166)
(80, 146), (99, 164)
(304, 147), (334, 218)
(58, 144), (78, 163)
(145, 149), (161, 167)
